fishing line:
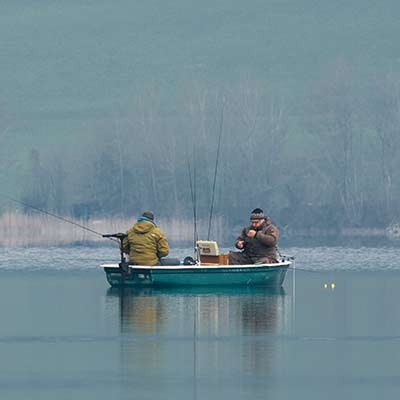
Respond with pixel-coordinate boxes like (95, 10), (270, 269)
(4, 195), (118, 244)
(287, 266), (327, 273)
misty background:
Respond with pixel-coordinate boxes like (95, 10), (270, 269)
(1, 0), (400, 243)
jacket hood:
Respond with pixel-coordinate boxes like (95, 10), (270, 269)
(132, 220), (155, 234)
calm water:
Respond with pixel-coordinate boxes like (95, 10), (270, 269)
(1, 245), (400, 399)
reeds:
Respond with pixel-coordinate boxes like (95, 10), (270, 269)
(0, 212), (226, 247)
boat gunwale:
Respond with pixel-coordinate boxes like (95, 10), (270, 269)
(101, 261), (291, 271)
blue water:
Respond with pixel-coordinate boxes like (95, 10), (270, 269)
(1, 245), (400, 399)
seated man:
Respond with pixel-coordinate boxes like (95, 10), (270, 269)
(229, 208), (279, 265)
(122, 210), (169, 266)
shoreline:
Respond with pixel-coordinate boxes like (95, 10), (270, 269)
(1, 212), (399, 247)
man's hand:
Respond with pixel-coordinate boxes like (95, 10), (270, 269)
(247, 229), (257, 238)
(236, 240), (245, 249)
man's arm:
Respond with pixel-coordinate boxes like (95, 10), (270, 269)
(157, 231), (170, 258)
(235, 228), (247, 249)
(121, 235), (130, 254)
(255, 225), (279, 247)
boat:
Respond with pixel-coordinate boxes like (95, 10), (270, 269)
(100, 237), (292, 288)
(102, 261), (290, 287)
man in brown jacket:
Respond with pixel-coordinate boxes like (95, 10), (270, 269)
(229, 208), (279, 265)
(122, 211), (169, 266)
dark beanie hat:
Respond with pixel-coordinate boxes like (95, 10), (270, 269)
(142, 210), (154, 220)
(250, 208), (265, 220)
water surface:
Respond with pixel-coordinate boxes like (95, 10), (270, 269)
(0, 245), (399, 399)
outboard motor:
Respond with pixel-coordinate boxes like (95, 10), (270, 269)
(102, 233), (129, 273)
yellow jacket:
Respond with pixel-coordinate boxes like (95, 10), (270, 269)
(122, 220), (169, 265)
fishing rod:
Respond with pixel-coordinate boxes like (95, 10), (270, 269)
(5, 195), (119, 244)
(5, 195), (132, 288)
(187, 158), (198, 249)
(207, 97), (225, 240)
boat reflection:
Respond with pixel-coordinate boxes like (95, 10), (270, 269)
(106, 285), (287, 335)
(105, 286), (291, 398)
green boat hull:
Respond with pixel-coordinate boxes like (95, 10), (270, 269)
(103, 263), (290, 287)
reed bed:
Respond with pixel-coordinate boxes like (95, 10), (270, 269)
(0, 212), (226, 247)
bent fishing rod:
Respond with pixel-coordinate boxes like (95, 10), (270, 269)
(4, 195), (120, 244)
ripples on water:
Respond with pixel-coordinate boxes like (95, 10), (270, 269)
(0, 244), (399, 271)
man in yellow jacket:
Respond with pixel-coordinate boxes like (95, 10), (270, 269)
(122, 211), (169, 266)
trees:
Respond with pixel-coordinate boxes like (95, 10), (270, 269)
(307, 61), (365, 226)
(368, 75), (400, 223)
(9, 71), (400, 236)
(21, 149), (51, 211)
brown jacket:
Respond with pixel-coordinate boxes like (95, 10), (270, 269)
(235, 217), (279, 262)
(122, 220), (169, 266)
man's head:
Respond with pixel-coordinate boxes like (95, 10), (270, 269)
(142, 210), (154, 221)
(250, 208), (265, 228)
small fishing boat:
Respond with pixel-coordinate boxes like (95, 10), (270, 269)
(102, 261), (290, 287)
(100, 237), (292, 287)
